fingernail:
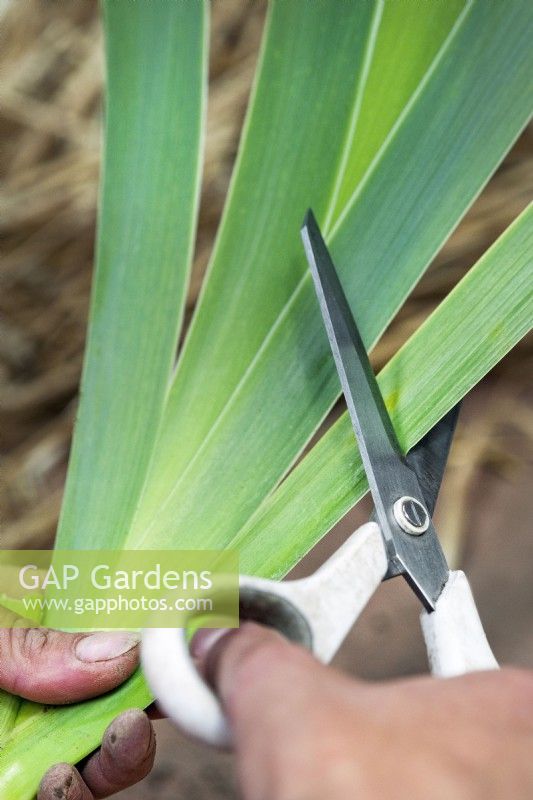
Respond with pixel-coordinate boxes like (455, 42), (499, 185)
(75, 632), (140, 663)
(190, 628), (231, 661)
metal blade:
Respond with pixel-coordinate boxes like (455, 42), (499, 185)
(301, 210), (449, 610)
(405, 405), (460, 517)
(369, 405), (460, 559)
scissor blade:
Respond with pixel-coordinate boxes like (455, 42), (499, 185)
(301, 210), (449, 610)
(406, 405), (460, 517)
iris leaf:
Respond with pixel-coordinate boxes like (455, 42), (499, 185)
(55, 0), (208, 550)
(128, 0), (532, 552)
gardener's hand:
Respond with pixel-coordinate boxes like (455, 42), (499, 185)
(198, 622), (533, 800)
(38, 708), (155, 800)
(0, 620), (155, 798)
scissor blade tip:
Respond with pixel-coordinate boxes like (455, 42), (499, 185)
(301, 208), (318, 234)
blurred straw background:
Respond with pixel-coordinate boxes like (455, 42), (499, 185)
(1, 3), (532, 798)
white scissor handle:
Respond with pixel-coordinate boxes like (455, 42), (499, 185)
(421, 570), (498, 677)
(142, 523), (498, 748)
(142, 522), (387, 747)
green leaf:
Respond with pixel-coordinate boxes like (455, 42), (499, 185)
(0, 691), (19, 749)
(130, 0), (469, 540)
(127, 0), (532, 551)
(132, 0), (468, 540)
(129, 0), (383, 535)
(0, 2), (208, 785)
(327, 0), (464, 225)
(55, 0), (208, 550)
(0, 672), (151, 799)
(233, 203), (533, 577)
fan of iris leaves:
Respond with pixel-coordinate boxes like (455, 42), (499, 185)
(0, 1), (532, 796)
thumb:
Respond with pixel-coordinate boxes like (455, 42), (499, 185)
(200, 622), (347, 799)
(0, 608), (139, 704)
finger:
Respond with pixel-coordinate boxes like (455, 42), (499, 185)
(203, 622), (351, 798)
(38, 763), (93, 800)
(204, 622), (331, 732)
(81, 709), (156, 798)
(0, 618), (140, 704)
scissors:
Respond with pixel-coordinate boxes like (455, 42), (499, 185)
(142, 210), (497, 747)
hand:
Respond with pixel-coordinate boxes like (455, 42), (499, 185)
(0, 618), (155, 799)
(199, 622), (533, 800)
(38, 709), (155, 800)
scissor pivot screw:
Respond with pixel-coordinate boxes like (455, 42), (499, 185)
(393, 496), (430, 535)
